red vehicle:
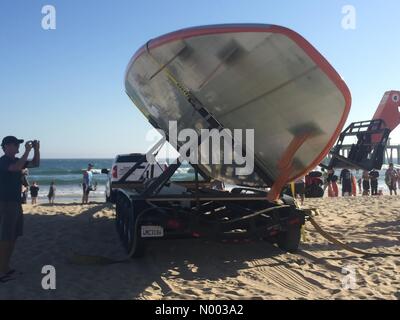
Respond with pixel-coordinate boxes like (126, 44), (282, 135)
(328, 91), (400, 171)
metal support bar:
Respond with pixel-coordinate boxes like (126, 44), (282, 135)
(118, 138), (166, 183)
(141, 161), (182, 197)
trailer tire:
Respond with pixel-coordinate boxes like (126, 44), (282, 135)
(115, 192), (126, 237)
(128, 214), (146, 259)
(277, 225), (301, 253)
(116, 194), (145, 258)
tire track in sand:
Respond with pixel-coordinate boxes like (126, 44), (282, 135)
(237, 258), (322, 298)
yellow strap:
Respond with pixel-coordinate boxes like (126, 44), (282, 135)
(307, 214), (400, 257)
(290, 182), (295, 197)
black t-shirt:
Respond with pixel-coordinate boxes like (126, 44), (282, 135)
(340, 169), (351, 182)
(0, 155), (27, 202)
(30, 186), (39, 197)
(369, 170), (379, 180)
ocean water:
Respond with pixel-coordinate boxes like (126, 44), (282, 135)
(24, 159), (398, 203)
(25, 159), (195, 202)
(27, 159), (113, 201)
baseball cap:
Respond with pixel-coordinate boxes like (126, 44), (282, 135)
(88, 163), (94, 167)
(1, 136), (24, 147)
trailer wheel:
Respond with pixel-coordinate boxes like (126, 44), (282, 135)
(115, 193), (126, 237)
(115, 193), (145, 258)
(277, 225), (301, 253)
(125, 206), (145, 258)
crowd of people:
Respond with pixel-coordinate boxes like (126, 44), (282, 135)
(17, 163), (98, 206)
(19, 170), (56, 205)
(290, 163), (400, 203)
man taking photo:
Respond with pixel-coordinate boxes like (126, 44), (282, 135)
(0, 136), (40, 283)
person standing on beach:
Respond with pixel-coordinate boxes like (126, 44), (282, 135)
(0, 136), (40, 282)
(29, 181), (39, 204)
(327, 169), (338, 197)
(362, 170), (370, 196)
(385, 163), (398, 196)
(47, 181), (56, 204)
(339, 168), (352, 197)
(82, 163), (95, 204)
(294, 176), (305, 205)
(331, 174), (339, 197)
(369, 169), (379, 196)
(21, 169), (29, 204)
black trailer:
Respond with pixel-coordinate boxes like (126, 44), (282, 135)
(113, 147), (306, 258)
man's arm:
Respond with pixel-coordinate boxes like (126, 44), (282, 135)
(8, 142), (33, 172)
(27, 140), (40, 168)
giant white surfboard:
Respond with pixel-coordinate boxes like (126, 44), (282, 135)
(125, 24), (351, 187)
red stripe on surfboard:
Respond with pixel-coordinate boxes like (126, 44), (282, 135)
(125, 24), (351, 183)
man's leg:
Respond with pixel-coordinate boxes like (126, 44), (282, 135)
(83, 191), (88, 204)
(0, 241), (15, 274)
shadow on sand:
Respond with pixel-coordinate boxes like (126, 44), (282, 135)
(0, 203), (288, 299)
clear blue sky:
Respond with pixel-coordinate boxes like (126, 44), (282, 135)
(0, 0), (399, 158)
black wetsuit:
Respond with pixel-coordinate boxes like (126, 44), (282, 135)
(369, 170), (379, 195)
(340, 169), (352, 196)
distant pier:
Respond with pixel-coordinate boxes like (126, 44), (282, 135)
(326, 144), (400, 165)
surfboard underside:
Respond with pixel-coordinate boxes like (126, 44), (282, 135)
(125, 24), (351, 186)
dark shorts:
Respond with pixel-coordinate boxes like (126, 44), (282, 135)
(295, 182), (305, 195)
(342, 181), (352, 193)
(0, 201), (23, 241)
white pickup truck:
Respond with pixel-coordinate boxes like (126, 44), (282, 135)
(105, 153), (164, 203)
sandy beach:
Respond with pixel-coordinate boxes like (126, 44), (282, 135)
(0, 196), (399, 300)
